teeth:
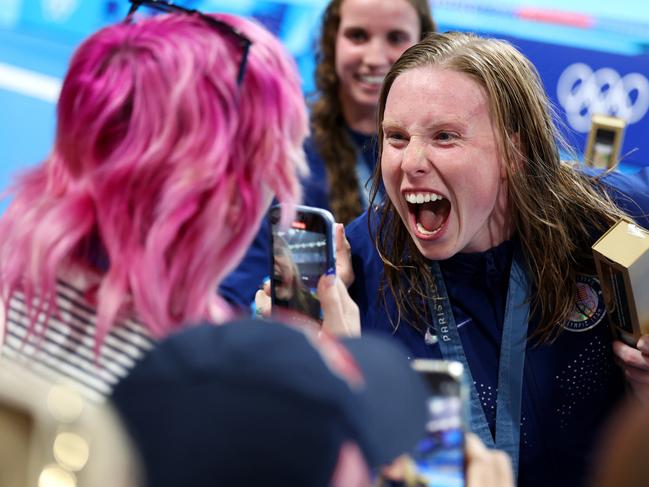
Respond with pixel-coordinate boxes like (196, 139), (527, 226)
(405, 192), (444, 204)
(361, 75), (384, 85)
(417, 222), (443, 236)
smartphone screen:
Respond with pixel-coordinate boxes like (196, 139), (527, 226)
(269, 205), (335, 322)
(411, 360), (466, 487)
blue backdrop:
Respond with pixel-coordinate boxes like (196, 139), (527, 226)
(1, 0), (648, 209)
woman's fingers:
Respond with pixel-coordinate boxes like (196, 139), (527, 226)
(334, 223), (355, 288)
(317, 272), (360, 337)
(465, 433), (514, 487)
(254, 279), (272, 317)
(254, 290), (271, 317)
(613, 337), (649, 403)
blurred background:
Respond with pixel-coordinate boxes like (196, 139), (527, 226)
(1, 0), (648, 210)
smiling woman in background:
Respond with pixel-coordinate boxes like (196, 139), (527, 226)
(306, 0), (435, 223)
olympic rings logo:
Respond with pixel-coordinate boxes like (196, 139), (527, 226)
(557, 63), (649, 132)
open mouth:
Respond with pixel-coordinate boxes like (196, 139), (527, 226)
(404, 192), (451, 236)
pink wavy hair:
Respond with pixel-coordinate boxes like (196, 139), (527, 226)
(0, 13), (308, 345)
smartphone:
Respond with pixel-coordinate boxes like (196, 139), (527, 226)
(411, 359), (467, 487)
(269, 204), (336, 322)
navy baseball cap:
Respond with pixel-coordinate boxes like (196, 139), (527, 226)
(111, 318), (428, 487)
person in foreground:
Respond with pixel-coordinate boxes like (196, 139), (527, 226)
(0, 3), (315, 401)
(112, 318), (514, 487)
(344, 31), (649, 487)
(111, 319), (425, 487)
(590, 398), (649, 487)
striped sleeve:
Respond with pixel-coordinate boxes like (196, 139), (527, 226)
(1, 280), (155, 403)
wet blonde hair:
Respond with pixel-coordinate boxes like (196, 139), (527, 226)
(371, 32), (630, 341)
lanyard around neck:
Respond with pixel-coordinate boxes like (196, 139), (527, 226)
(428, 251), (530, 479)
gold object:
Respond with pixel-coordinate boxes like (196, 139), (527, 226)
(584, 114), (626, 169)
(592, 218), (649, 346)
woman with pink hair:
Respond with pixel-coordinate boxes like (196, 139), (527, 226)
(0, 5), (340, 402)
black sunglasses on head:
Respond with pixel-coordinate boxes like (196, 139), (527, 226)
(126, 0), (252, 86)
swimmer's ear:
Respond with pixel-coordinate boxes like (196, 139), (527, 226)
(504, 132), (525, 178)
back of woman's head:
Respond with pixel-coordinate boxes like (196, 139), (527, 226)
(0, 13), (308, 342)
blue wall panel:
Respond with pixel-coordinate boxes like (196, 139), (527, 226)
(1, 0), (648, 209)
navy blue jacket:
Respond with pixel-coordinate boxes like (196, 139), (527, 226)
(346, 168), (649, 487)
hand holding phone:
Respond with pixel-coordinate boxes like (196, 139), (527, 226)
(464, 433), (513, 487)
(269, 205), (336, 323)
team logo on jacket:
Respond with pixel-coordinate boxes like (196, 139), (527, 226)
(563, 275), (606, 332)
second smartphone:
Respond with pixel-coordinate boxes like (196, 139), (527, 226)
(411, 359), (468, 487)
